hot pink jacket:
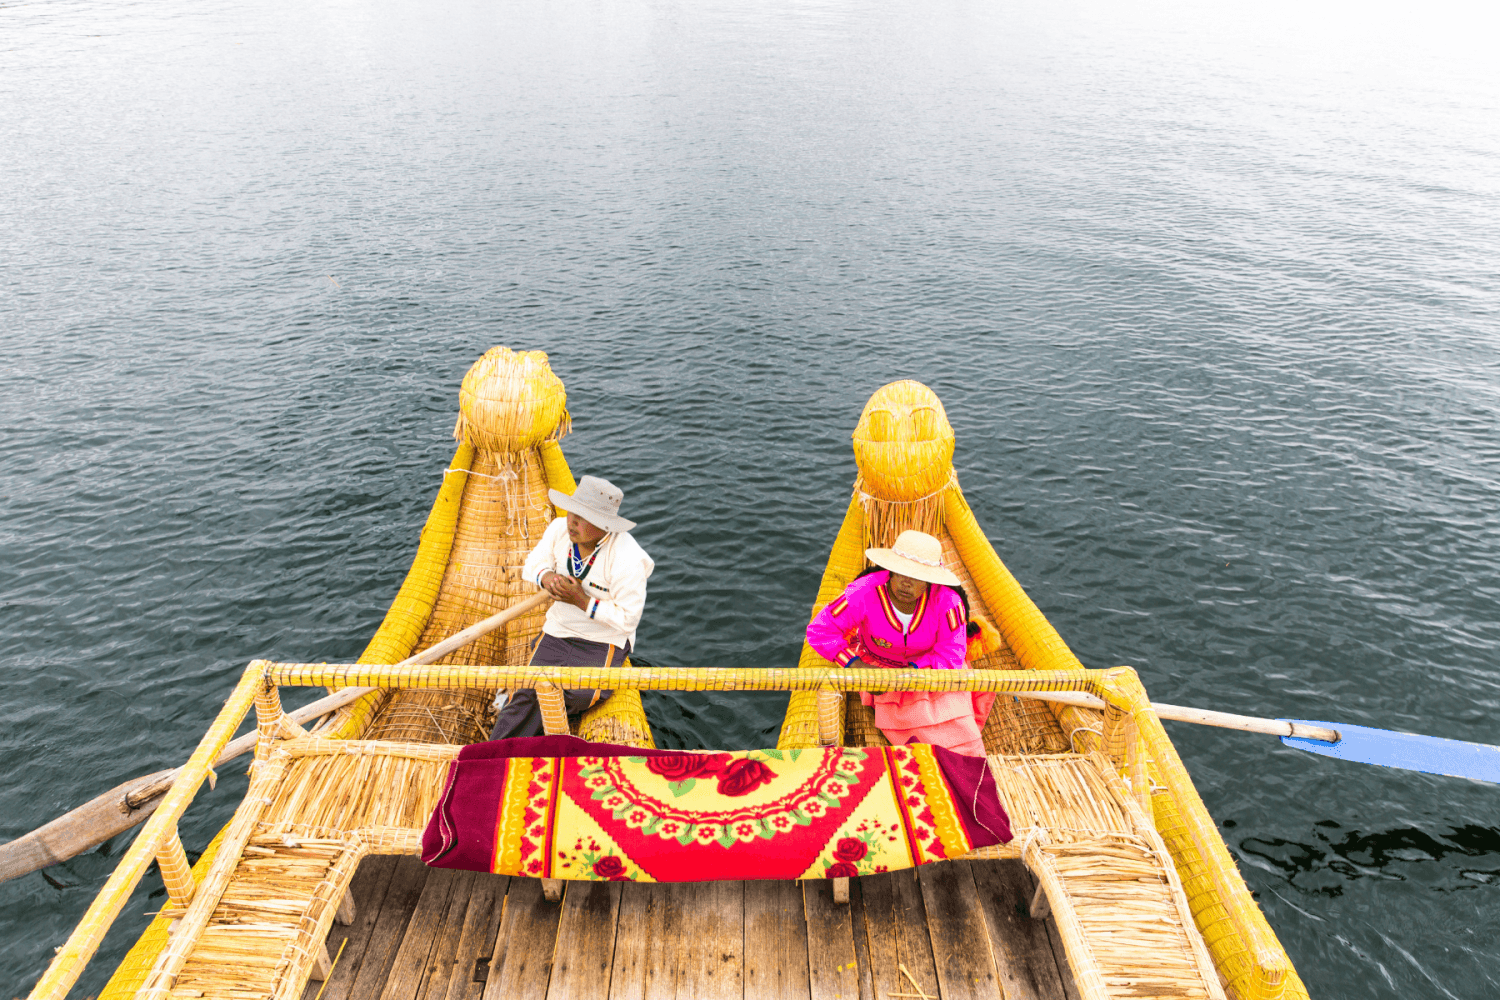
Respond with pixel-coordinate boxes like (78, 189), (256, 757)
(805, 571), (967, 672)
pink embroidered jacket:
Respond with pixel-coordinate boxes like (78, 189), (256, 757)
(805, 571), (967, 672)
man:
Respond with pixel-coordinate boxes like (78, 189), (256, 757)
(490, 475), (653, 739)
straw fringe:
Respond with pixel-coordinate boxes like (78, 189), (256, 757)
(128, 741), (457, 1000)
(969, 751), (1226, 1000)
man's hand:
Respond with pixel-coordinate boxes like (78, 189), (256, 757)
(540, 571), (590, 610)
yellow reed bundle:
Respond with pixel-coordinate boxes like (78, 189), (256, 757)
(452, 346), (571, 454)
(851, 380), (957, 548)
(256, 742), (456, 836)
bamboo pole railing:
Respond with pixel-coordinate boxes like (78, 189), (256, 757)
(262, 661), (1125, 698)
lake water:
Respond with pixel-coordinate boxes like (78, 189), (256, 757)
(3, 0), (1499, 994)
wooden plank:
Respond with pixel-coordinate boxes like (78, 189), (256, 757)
(969, 859), (1071, 1000)
(484, 876), (563, 1000)
(412, 870), (479, 1000)
(1041, 908), (1084, 1000)
(917, 861), (1001, 1000)
(845, 879), (875, 1000)
(857, 870), (939, 1000)
(548, 880), (624, 1000)
(744, 880), (811, 1000)
(607, 882), (671, 1000)
(675, 881), (743, 1000)
(344, 855), (433, 1000)
(303, 854), (399, 1000)
(803, 879), (860, 1000)
(380, 866), (463, 1000)
(439, 874), (510, 1000)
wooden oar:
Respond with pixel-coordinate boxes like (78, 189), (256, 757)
(1015, 691), (1500, 783)
(1012, 690), (1340, 742)
(0, 591), (552, 885)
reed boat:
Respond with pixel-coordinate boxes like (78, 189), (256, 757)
(23, 349), (1310, 1000)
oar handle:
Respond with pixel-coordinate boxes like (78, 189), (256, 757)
(1013, 691), (1341, 743)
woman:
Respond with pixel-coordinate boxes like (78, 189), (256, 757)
(806, 529), (995, 756)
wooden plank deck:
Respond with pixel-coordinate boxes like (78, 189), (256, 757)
(304, 856), (1079, 1000)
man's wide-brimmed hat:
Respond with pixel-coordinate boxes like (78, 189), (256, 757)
(549, 475), (637, 533)
(866, 530), (961, 587)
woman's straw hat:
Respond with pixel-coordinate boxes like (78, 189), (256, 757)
(549, 476), (637, 533)
(865, 530), (961, 587)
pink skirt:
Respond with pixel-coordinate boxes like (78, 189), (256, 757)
(859, 690), (997, 757)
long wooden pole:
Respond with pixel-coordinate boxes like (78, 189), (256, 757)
(1010, 690), (1341, 743)
(1, 591), (551, 887)
(395, 590), (551, 667)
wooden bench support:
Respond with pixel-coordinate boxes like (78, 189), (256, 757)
(831, 877), (850, 904)
(308, 940), (334, 981)
(542, 878), (564, 902)
(335, 887), (357, 925)
(1028, 880), (1050, 920)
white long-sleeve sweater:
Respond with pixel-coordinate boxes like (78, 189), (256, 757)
(522, 517), (654, 648)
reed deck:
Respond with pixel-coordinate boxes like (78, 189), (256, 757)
(304, 855), (1080, 1000)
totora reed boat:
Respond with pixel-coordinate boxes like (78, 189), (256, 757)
(22, 348), (1310, 1000)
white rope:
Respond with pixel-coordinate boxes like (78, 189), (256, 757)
(853, 470), (958, 506)
(1066, 722), (1104, 753)
(442, 461), (551, 537)
(968, 756), (1005, 842)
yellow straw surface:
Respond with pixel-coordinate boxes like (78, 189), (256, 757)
(452, 346), (571, 454)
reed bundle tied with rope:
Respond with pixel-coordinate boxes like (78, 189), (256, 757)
(851, 379), (958, 549)
(451, 345), (571, 454)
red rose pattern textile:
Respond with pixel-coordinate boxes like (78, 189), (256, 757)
(421, 734), (1010, 883)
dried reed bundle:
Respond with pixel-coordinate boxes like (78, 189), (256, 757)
(985, 753), (1137, 845)
(574, 687), (656, 747)
(1029, 835), (1225, 1000)
(257, 745), (453, 836)
(452, 346), (571, 454)
(851, 380), (957, 548)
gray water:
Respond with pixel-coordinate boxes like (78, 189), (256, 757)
(4, 0), (1499, 994)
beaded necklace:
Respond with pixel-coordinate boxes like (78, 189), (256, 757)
(569, 541), (603, 581)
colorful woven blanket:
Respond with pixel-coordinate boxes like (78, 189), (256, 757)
(421, 735), (1010, 882)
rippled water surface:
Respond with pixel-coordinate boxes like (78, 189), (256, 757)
(4, 0), (1500, 994)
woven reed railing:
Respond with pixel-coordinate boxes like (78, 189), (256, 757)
(28, 660), (1290, 1000)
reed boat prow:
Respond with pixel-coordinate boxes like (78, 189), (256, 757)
(27, 362), (1307, 1000)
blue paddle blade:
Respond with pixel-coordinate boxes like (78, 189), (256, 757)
(1281, 719), (1500, 783)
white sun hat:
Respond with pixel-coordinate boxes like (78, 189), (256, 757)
(865, 529), (961, 587)
(548, 475), (637, 533)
